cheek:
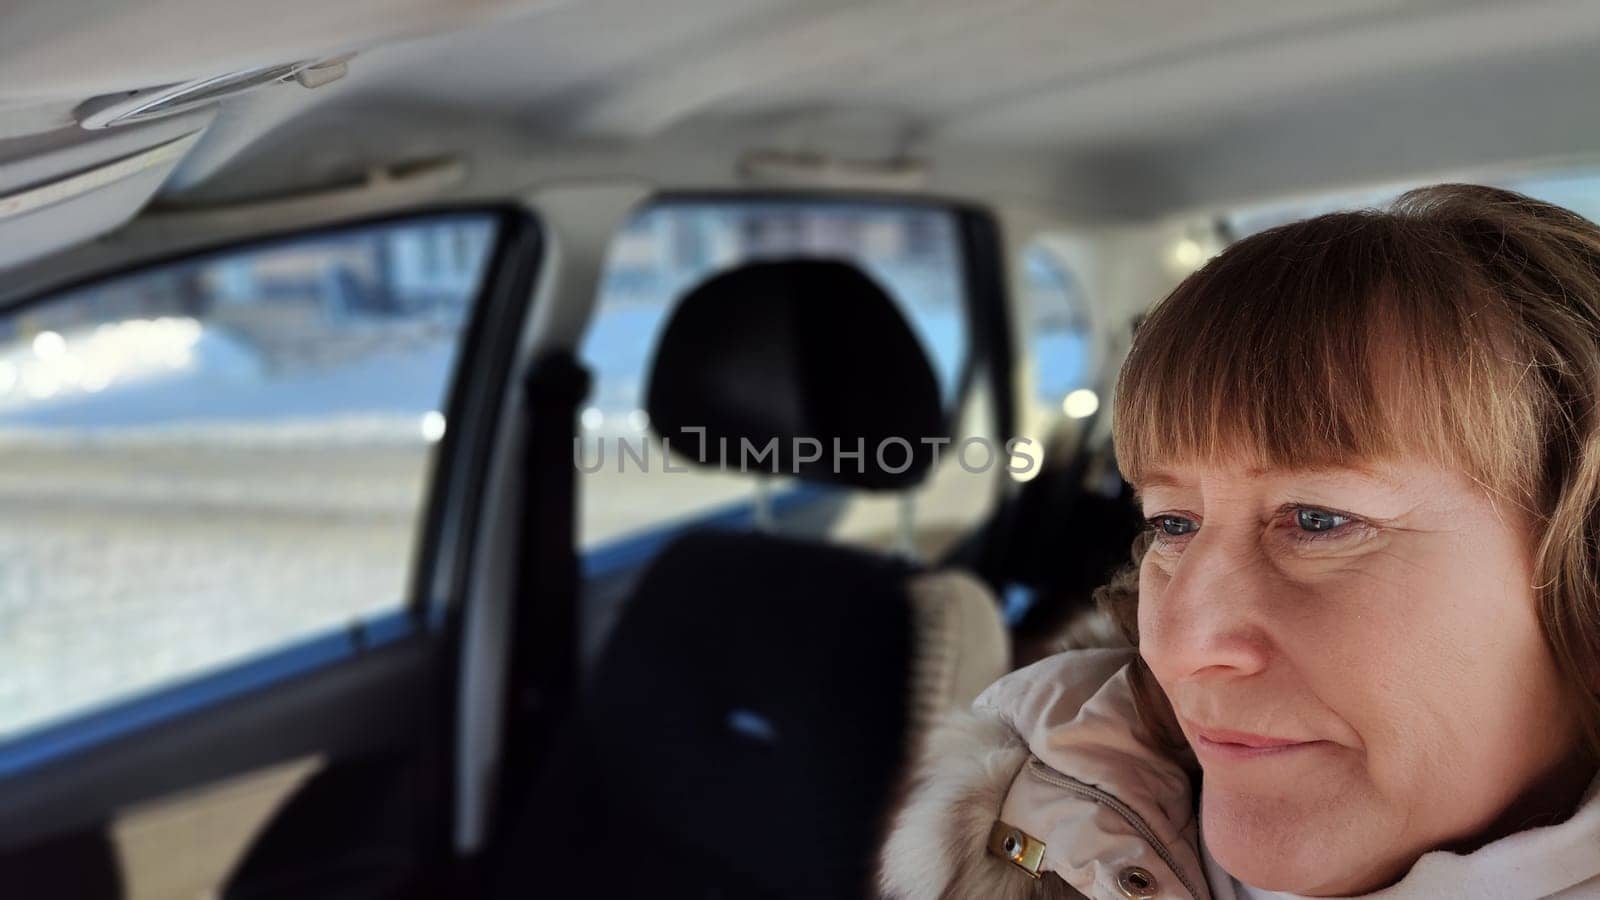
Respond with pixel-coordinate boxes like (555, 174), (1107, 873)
(1284, 535), (1562, 804)
(1295, 568), (1469, 741)
(1134, 555), (1170, 645)
(1398, 537), (1571, 776)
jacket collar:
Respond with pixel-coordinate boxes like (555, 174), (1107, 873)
(1209, 773), (1600, 900)
(978, 648), (1211, 899)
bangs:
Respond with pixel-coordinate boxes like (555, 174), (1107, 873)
(1113, 208), (1541, 503)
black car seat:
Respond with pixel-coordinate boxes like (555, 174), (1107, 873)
(497, 259), (1006, 899)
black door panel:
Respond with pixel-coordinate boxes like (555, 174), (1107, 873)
(0, 637), (442, 899)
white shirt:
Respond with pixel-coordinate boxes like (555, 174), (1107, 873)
(1207, 775), (1600, 900)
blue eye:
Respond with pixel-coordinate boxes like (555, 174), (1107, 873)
(1295, 508), (1349, 532)
(1150, 515), (1198, 537)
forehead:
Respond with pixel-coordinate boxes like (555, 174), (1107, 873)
(1132, 460), (1410, 494)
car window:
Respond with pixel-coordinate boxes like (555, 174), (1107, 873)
(1223, 166), (1600, 240)
(579, 201), (967, 549)
(0, 215), (498, 741)
(1020, 241), (1094, 419)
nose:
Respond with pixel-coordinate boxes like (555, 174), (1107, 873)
(1140, 528), (1274, 686)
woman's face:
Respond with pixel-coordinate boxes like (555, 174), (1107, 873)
(1137, 459), (1584, 895)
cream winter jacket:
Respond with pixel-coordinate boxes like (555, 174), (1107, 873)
(878, 648), (1600, 900)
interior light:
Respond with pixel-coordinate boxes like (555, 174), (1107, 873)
(1062, 388), (1100, 419)
(1171, 238), (1205, 269)
(1009, 459), (1042, 483)
(627, 409), (650, 432)
(581, 407), (604, 431)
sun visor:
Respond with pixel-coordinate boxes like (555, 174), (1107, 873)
(0, 110), (214, 272)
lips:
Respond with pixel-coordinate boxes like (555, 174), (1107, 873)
(1187, 722), (1328, 761)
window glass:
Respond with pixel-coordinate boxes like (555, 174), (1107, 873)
(1224, 185), (1404, 238)
(1021, 242), (1094, 414)
(0, 215), (497, 740)
(579, 202), (966, 548)
(1224, 166), (1600, 240)
(1496, 170), (1600, 222)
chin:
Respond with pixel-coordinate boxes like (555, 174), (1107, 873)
(1200, 788), (1382, 896)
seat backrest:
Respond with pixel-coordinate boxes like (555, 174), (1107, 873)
(905, 569), (1011, 730)
(590, 531), (917, 897)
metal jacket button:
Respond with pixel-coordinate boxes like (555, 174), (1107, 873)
(1116, 865), (1159, 899)
(985, 820), (1045, 877)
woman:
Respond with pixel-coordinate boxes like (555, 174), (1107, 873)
(880, 184), (1600, 899)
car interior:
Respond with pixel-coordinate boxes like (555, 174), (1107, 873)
(5, 1), (1600, 898)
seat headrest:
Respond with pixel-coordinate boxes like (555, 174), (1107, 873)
(646, 259), (946, 491)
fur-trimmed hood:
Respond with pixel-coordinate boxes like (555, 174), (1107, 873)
(879, 648), (1207, 900)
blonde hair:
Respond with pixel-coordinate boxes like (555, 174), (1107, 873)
(1103, 183), (1600, 754)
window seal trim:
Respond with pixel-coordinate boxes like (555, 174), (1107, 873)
(0, 203), (524, 319)
(405, 209), (543, 622)
(0, 608), (419, 779)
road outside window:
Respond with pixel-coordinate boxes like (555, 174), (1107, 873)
(0, 216), (497, 740)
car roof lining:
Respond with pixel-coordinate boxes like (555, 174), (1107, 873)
(4, 0), (1600, 238)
